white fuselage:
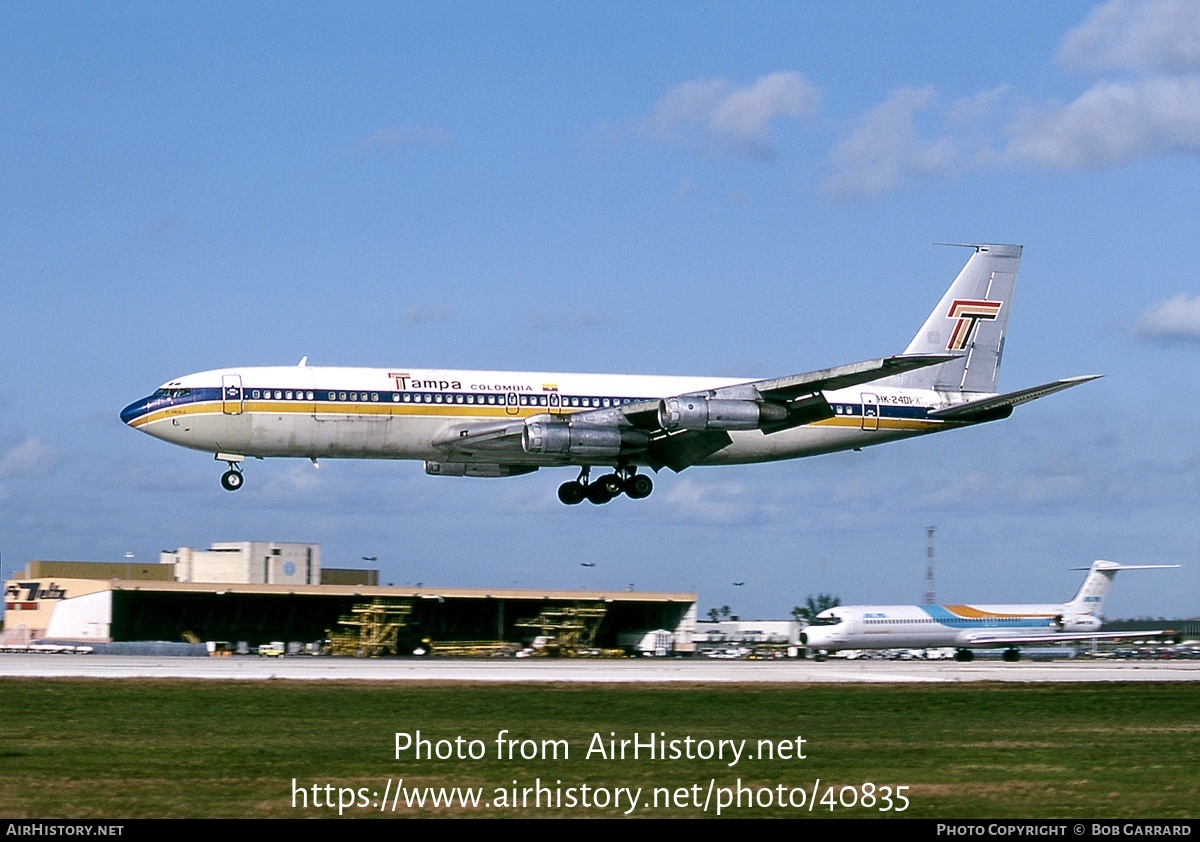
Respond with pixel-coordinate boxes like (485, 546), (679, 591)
(121, 365), (959, 469)
(800, 602), (1101, 652)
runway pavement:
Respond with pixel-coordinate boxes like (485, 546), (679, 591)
(1, 653), (1197, 682)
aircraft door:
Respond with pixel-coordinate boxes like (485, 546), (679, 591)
(548, 392), (562, 416)
(222, 374), (244, 415)
(505, 391), (519, 416)
(860, 393), (879, 431)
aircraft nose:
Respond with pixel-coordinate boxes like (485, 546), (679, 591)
(120, 396), (151, 426)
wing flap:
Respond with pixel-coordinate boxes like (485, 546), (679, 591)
(648, 430), (733, 472)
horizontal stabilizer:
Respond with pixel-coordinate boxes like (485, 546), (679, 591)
(1070, 562), (1181, 571)
(928, 375), (1101, 422)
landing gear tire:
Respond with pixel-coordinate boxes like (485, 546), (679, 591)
(1002, 648), (1021, 662)
(557, 481), (585, 505)
(585, 481), (615, 505)
(954, 648), (975, 662)
(220, 469), (244, 492)
(625, 474), (653, 499)
(598, 473), (623, 495)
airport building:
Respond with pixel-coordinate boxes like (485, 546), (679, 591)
(2, 542), (697, 656)
(162, 542), (324, 586)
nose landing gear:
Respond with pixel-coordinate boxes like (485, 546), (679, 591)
(216, 453), (245, 492)
(557, 466), (654, 505)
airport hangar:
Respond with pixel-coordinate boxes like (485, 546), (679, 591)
(2, 542), (697, 655)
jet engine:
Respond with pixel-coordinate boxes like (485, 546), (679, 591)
(658, 397), (788, 432)
(522, 421), (649, 458)
(1058, 614), (1101, 633)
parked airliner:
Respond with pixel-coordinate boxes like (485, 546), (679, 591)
(121, 244), (1097, 504)
(799, 561), (1178, 661)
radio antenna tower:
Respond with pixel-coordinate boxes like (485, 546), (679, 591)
(924, 526), (936, 605)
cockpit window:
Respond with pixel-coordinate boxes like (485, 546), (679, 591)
(810, 613), (842, 627)
(153, 388), (191, 399)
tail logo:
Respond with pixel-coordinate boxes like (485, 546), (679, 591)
(946, 299), (1003, 350)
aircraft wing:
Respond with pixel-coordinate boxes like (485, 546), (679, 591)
(928, 375), (1101, 422)
(610, 353), (956, 433)
(747, 353), (956, 401)
(431, 354), (957, 467)
(964, 629), (1171, 647)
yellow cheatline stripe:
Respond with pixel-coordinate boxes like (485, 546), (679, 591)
(813, 416), (942, 431)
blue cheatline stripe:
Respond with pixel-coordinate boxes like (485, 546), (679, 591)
(920, 605), (1054, 629)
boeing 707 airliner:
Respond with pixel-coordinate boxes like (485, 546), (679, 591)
(799, 561), (1178, 661)
(121, 244), (1097, 504)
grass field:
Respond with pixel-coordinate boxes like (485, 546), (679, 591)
(0, 679), (1195, 818)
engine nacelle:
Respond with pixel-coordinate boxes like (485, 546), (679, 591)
(522, 421), (648, 458)
(1058, 614), (1101, 633)
(425, 461), (538, 478)
(657, 397), (788, 431)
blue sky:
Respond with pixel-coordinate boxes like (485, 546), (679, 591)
(2, 1), (1198, 620)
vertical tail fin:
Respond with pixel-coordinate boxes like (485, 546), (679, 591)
(890, 243), (1021, 393)
(1065, 561), (1180, 616)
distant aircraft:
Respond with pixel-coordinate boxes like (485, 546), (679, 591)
(799, 561), (1178, 661)
(121, 244), (1097, 505)
(580, 563), (596, 568)
(732, 582), (745, 586)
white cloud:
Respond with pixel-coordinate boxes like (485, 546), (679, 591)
(825, 72), (1200, 196)
(1133, 293), (1200, 341)
(0, 437), (62, 478)
(826, 2), (1200, 197)
(1004, 76), (1200, 168)
(356, 126), (453, 152)
(259, 465), (323, 498)
(1058, 0), (1200, 74)
(662, 476), (754, 524)
(641, 72), (819, 158)
(825, 86), (960, 198)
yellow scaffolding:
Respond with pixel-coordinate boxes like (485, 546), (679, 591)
(513, 603), (607, 655)
(329, 598), (414, 657)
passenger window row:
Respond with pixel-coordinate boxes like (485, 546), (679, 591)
(243, 390), (641, 408)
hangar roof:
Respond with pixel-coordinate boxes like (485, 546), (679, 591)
(102, 580), (695, 604)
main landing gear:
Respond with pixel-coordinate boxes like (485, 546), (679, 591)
(557, 466), (653, 505)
